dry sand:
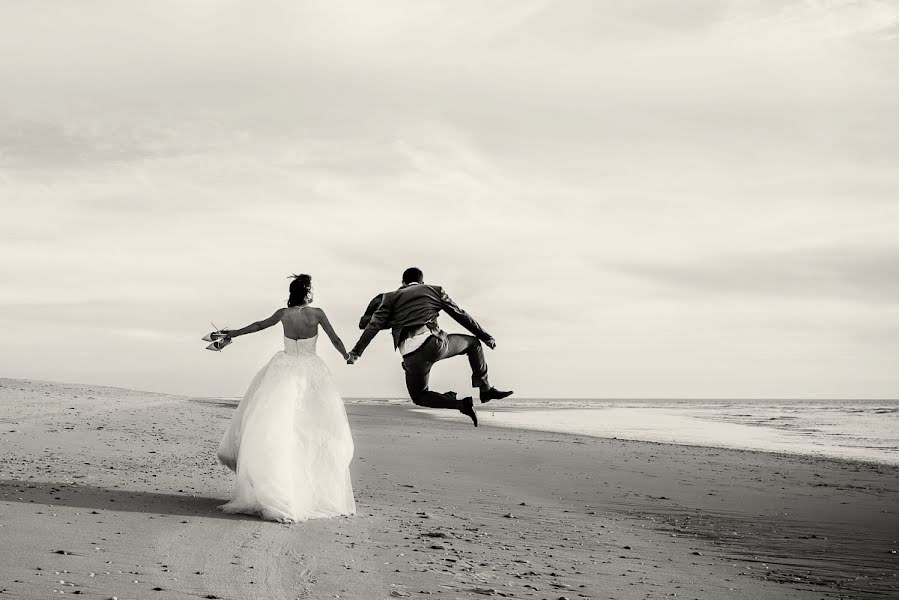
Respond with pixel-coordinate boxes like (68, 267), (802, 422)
(1, 378), (897, 599)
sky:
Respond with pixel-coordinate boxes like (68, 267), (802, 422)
(1, 0), (897, 399)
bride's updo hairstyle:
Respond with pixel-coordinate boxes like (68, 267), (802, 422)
(287, 274), (312, 307)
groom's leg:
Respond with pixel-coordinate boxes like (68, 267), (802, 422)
(403, 348), (463, 410)
(436, 334), (489, 390)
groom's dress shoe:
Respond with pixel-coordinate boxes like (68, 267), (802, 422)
(459, 397), (478, 427)
(480, 387), (513, 404)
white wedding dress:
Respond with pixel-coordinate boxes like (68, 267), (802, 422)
(216, 333), (356, 522)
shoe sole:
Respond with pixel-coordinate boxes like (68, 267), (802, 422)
(480, 392), (513, 404)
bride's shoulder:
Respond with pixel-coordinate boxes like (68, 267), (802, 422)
(307, 306), (332, 322)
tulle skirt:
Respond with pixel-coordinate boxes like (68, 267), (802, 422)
(216, 350), (356, 522)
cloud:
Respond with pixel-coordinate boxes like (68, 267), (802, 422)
(727, 0), (899, 41)
(112, 327), (185, 341)
(0, 1), (897, 398)
(611, 243), (899, 304)
(0, 121), (112, 170)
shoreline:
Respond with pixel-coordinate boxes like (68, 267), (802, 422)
(221, 394), (899, 469)
(2, 379), (897, 599)
(406, 404), (899, 469)
(6, 377), (895, 467)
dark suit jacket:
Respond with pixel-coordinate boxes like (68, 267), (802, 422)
(352, 283), (491, 356)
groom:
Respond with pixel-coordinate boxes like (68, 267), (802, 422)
(347, 267), (513, 426)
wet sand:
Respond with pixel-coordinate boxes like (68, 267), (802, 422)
(1, 378), (897, 599)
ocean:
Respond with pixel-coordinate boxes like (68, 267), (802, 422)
(349, 397), (899, 465)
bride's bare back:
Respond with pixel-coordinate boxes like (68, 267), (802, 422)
(280, 305), (321, 340)
(223, 304), (349, 359)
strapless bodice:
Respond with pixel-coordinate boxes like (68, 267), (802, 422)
(283, 335), (318, 356)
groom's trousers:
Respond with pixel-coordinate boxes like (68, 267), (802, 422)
(401, 331), (489, 410)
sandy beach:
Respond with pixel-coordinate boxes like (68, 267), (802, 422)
(1, 378), (897, 600)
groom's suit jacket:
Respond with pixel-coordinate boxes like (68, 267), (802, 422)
(352, 283), (491, 356)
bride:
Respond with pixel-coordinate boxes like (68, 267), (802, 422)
(214, 274), (356, 523)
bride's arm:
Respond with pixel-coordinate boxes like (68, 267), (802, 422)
(316, 309), (350, 360)
(223, 309), (285, 338)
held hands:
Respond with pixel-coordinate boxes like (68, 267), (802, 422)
(346, 352), (360, 365)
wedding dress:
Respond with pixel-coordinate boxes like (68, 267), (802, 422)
(216, 331), (356, 522)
